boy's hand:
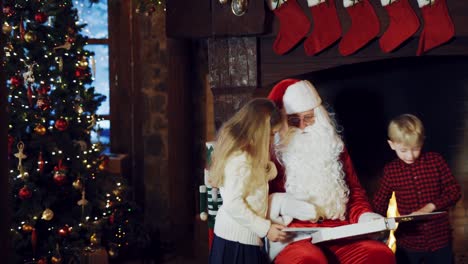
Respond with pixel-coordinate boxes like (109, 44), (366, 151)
(266, 223), (290, 242)
(411, 203), (436, 214)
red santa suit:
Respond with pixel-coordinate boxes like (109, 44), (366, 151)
(266, 79), (395, 264)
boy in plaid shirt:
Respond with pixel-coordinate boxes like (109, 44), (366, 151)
(373, 114), (461, 264)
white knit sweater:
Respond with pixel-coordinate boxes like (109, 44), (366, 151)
(214, 152), (274, 246)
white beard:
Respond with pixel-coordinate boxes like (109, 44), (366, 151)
(280, 118), (349, 221)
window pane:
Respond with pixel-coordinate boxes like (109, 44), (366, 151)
(86, 44), (109, 115)
(91, 119), (110, 153)
(75, 0), (108, 39)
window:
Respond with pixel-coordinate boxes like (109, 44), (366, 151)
(75, 0), (110, 150)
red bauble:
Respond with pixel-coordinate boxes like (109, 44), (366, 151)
(36, 96), (51, 111)
(53, 171), (66, 185)
(8, 135), (14, 156)
(19, 186), (32, 199)
(58, 225), (70, 237)
(34, 12), (48, 23)
(2, 6), (14, 17)
(10, 76), (22, 87)
(54, 119), (68, 131)
(37, 257), (48, 264)
(74, 68), (85, 78)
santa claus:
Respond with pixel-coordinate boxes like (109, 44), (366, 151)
(267, 79), (395, 264)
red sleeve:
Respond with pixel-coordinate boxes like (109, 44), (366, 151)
(341, 148), (373, 223)
(269, 151), (286, 193)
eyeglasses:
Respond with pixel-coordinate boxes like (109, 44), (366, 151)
(287, 114), (316, 128)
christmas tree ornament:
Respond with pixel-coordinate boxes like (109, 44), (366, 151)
(23, 64), (35, 83)
(53, 42), (72, 52)
(268, 0), (310, 55)
(98, 155), (109, 171)
(50, 256), (62, 264)
(54, 119), (68, 131)
(58, 226), (69, 237)
(77, 56), (89, 69)
(90, 233), (100, 245)
(19, 186), (32, 199)
(53, 161), (67, 185)
(338, 0), (380, 56)
(38, 151), (45, 173)
(51, 244), (62, 264)
(10, 76), (22, 87)
(22, 224), (34, 232)
(34, 12), (48, 23)
(379, 0), (419, 53)
(2, 6), (14, 17)
(231, 0), (248, 16)
(27, 85), (34, 107)
(416, 0), (454, 55)
(37, 257), (47, 264)
(19, 18), (26, 40)
(304, 0), (342, 56)
(107, 243), (118, 258)
(41, 208), (54, 221)
(72, 178), (83, 190)
(2, 22), (12, 34)
(36, 96), (51, 111)
(24, 31), (38, 43)
(8, 134), (14, 157)
(14, 141), (27, 172)
(77, 190), (88, 207)
(57, 56), (64, 71)
(34, 124), (47, 135)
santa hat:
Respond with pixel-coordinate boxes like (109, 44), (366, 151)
(268, 79), (322, 114)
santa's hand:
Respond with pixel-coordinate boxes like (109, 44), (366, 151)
(358, 212), (384, 223)
(281, 194), (317, 222)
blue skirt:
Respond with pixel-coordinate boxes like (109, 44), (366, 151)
(209, 234), (269, 264)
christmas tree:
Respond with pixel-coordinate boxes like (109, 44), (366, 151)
(3, 1), (145, 263)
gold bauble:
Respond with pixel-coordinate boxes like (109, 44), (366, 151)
(41, 208), (54, 221)
(22, 224), (34, 232)
(90, 233), (100, 245)
(77, 57), (88, 69)
(51, 256), (62, 264)
(72, 178), (83, 190)
(2, 23), (12, 34)
(24, 31), (37, 43)
(34, 124), (47, 135)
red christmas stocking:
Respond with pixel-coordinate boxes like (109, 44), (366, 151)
(304, 0), (342, 56)
(416, 0), (454, 55)
(270, 0), (311, 55)
(338, 0), (380, 56)
(379, 0), (420, 53)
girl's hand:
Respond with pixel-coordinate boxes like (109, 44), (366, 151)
(411, 203), (436, 215)
(266, 223), (290, 242)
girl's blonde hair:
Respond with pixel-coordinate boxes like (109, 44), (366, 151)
(209, 98), (282, 187)
(388, 114), (425, 147)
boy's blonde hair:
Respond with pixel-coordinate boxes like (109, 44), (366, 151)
(209, 98), (282, 188)
(388, 114), (425, 147)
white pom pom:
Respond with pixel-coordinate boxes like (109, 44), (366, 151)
(200, 212), (208, 221)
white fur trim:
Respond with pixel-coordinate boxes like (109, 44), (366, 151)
(380, 0), (396, 6)
(283, 80), (322, 114)
(307, 0), (326, 7)
(343, 0), (362, 8)
(416, 0), (434, 8)
(268, 193), (294, 225)
(358, 212), (384, 223)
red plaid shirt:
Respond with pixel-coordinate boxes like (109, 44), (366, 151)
(373, 152), (461, 251)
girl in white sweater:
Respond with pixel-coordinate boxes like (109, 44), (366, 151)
(209, 98), (288, 264)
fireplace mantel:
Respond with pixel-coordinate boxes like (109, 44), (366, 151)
(167, 0), (468, 122)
